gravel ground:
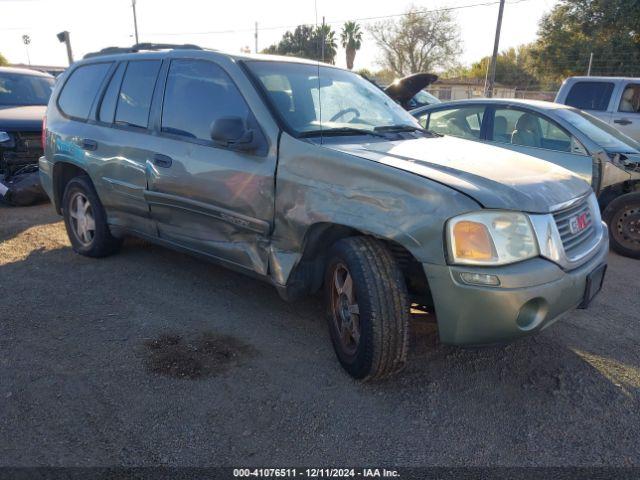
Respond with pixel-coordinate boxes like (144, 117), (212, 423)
(1, 203), (639, 467)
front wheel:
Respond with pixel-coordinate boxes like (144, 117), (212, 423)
(324, 237), (410, 380)
(62, 176), (122, 257)
(603, 192), (640, 259)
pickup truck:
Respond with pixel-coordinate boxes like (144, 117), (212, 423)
(555, 76), (640, 142)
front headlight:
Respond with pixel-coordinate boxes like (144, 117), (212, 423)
(447, 211), (539, 266)
(0, 131), (11, 143)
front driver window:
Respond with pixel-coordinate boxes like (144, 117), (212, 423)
(492, 108), (573, 153)
(427, 107), (484, 140)
(162, 59), (250, 141)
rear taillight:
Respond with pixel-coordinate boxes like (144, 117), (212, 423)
(41, 115), (47, 150)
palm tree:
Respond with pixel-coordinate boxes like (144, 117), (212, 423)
(316, 24), (338, 64)
(340, 21), (363, 70)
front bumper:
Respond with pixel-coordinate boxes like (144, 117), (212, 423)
(424, 223), (609, 345)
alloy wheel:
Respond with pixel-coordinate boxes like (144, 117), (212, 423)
(69, 192), (96, 246)
(330, 263), (361, 356)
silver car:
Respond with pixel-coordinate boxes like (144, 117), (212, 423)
(412, 99), (640, 258)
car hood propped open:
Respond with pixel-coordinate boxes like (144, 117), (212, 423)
(325, 135), (592, 213)
(384, 73), (438, 109)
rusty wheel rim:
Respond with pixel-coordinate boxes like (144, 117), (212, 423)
(330, 263), (361, 356)
(614, 205), (640, 248)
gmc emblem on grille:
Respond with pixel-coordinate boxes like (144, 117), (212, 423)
(569, 212), (589, 234)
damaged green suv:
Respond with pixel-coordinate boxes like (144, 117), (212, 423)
(40, 45), (609, 380)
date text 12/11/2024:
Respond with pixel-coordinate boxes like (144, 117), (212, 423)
(233, 468), (400, 478)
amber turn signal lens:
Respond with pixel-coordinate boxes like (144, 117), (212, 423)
(453, 221), (497, 261)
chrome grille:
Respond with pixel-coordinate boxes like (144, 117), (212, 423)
(553, 198), (596, 259)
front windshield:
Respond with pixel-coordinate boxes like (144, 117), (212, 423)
(0, 73), (54, 106)
(557, 108), (640, 153)
(245, 61), (420, 136)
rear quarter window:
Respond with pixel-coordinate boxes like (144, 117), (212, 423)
(564, 81), (614, 111)
(57, 62), (112, 119)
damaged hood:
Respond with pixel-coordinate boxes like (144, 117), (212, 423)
(325, 135), (592, 213)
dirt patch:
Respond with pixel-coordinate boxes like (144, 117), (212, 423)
(143, 332), (256, 380)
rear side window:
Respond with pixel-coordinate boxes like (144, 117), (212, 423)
(161, 59), (249, 141)
(99, 63), (126, 123)
(58, 63), (112, 119)
(115, 60), (161, 128)
(565, 81), (614, 111)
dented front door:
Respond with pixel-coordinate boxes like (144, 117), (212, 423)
(144, 58), (276, 275)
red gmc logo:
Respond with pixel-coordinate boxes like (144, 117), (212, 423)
(569, 212), (590, 234)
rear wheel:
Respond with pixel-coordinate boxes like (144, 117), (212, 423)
(603, 192), (640, 259)
(324, 237), (410, 380)
(62, 176), (122, 257)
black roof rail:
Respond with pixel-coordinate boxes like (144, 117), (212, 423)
(83, 43), (203, 59)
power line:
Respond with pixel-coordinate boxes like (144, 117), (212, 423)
(145, 0), (532, 37)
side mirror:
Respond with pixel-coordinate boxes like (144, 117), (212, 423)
(210, 116), (257, 152)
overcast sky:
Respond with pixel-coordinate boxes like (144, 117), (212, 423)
(1, 0), (558, 70)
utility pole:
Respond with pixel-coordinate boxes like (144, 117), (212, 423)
(486, 0), (505, 98)
(132, 0), (140, 44)
(587, 52), (594, 76)
(22, 34), (31, 66)
(56, 31), (74, 65)
(254, 22), (258, 53)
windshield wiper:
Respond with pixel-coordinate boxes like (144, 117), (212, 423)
(300, 127), (387, 138)
(374, 125), (432, 135)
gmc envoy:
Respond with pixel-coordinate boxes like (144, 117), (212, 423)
(39, 44), (609, 380)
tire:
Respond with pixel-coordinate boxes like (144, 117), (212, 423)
(62, 176), (122, 257)
(603, 192), (640, 259)
(324, 237), (410, 380)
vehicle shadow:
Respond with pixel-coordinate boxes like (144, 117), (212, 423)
(2, 235), (639, 466)
(0, 202), (59, 243)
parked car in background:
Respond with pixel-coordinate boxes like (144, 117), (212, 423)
(412, 99), (640, 258)
(0, 66), (54, 176)
(555, 76), (640, 142)
(363, 72), (440, 110)
(40, 45), (608, 380)
(404, 89), (441, 109)
(0, 66), (54, 205)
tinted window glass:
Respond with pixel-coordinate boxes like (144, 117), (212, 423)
(565, 82), (614, 111)
(427, 106), (484, 140)
(0, 73), (54, 106)
(115, 60), (161, 128)
(161, 59), (249, 141)
(58, 63), (111, 119)
(99, 63), (126, 123)
(492, 108), (572, 152)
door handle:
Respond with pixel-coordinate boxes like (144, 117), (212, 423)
(81, 138), (98, 151)
(614, 119), (632, 125)
(153, 153), (173, 168)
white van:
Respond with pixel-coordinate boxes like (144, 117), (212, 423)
(555, 77), (640, 142)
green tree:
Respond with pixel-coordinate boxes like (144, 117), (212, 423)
(340, 21), (363, 70)
(467, 45), (539, 88)
(368, 6), (461, 76)
(0, 52), (8, 66)
(262, 24), (337, 64)
(532, 0), (640, 85)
